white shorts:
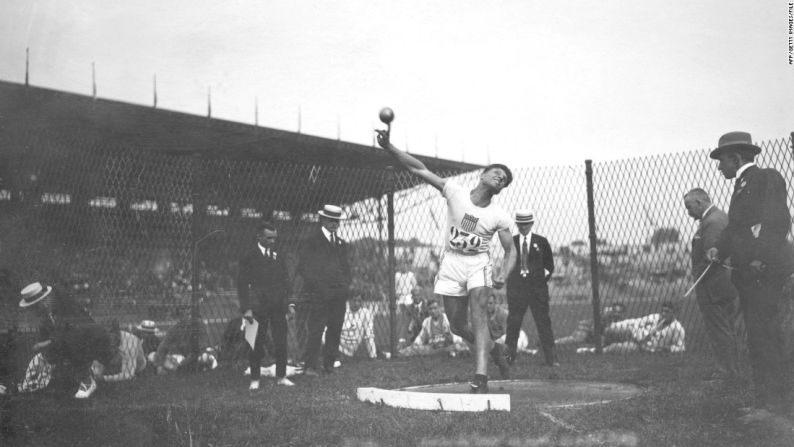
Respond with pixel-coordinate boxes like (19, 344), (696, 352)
(434, 251), (492, 297)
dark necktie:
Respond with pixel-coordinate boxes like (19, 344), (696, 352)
(330, 233), (336, 245)
(521, 238), (528, 275)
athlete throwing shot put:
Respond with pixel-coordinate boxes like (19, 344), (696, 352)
(376, 112), (515, 394)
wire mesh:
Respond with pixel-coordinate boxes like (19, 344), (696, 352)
(1, 132), (792, 391)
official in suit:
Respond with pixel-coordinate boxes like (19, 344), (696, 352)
(505, 210), (558, 366)
(237, 221), (295, 389)
(706, 131), (794, 422)
(684, 188), (740, 380)
(297, 204), (352, 375)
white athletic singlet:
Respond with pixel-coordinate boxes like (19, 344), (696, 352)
(442, 182), (511, 254)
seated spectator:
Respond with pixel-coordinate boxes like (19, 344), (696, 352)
(398, 299), (468, 357)
(488, 294), (534, 354)
(585, 301), (685, 354)
(557, 302), (627, 347)
(131, 320), (165, 357)
(337, 295), (377, 359)
(398, 286), (429, 349)
(93, 320), (147, 382)
(149, 311), (217, 374)
(18, 281), (112, 399)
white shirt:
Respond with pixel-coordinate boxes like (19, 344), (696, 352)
(736, 162), (756, 180)
(700, 204), (715, 221)
(257, 243), (272, 257)
(442, 182), (511, 254)
(338, 305), (377, 358)
(321, 226), (336, 243)
(395, 271), (417, 306)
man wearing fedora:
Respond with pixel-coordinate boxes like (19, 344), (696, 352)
(19, 281), (112, 399)
(237, 220), (295, 389)
(505, 210), (558, 367)
(377, 131), (515, 393)
(706, 131), (794, 422)
(297, 204), (353, 375)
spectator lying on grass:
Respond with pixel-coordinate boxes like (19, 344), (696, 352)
(149, 311), (217, 373)
(92, 320), (147, 382)
(556, 302), (627, 348)
(579, 301), (685, 354)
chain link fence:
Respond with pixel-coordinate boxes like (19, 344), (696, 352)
(1, 130), (792, 390)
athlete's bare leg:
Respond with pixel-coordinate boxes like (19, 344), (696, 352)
(468, 286), (494, 376)
(442, 295), (473, 343)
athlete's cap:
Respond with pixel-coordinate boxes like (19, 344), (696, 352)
(514, 209), (535, 224)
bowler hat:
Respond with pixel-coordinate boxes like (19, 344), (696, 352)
(318, 204), (345, 220)
(19, 282), (53, 308)
(709, 131), (762, 159)
(514, 209), (535, 224)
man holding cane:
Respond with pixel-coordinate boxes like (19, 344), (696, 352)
(706, 131), (794, 423)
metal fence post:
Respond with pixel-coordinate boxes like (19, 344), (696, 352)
(386, 166), (397, 357)
(585, 160), (603, 354)
(190, 152), (203, 372)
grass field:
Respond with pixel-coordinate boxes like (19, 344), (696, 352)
(2, 349), (793, 447)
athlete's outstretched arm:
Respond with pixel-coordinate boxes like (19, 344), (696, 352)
(376, 130), (446, 192)
(493, 228), (515, 289)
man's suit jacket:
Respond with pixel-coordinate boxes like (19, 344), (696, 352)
(715, 165), (794, 276)
(691, 206), (737, 302)
(508, 233), (555, 288)
(237, 245), (290, 314)
(297, 227), (352, 299)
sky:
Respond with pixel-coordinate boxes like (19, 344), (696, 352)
(1, 0), (792, 168)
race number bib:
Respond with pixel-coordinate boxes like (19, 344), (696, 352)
(448, 226), (482, 253)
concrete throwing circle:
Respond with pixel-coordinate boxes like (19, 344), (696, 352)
(357, 380), (641, 412)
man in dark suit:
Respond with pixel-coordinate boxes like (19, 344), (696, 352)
(237, 221), (295, 389)
(297, 204), (352, 375)
(684, 188), (740, 381)
(706, 131), (794, 423)
(505, 210), (558, 366)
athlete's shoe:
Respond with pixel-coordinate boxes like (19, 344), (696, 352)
(276, 377), (295, 387)
(74, 376), (96, 399)
(469, 379), (489, 394)
(490, 344), (510, 379)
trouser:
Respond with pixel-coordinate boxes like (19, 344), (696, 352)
(293, 302), (312, 362)
(506, 282), (556, 365)
(304, 289), (348, 370)
(695, 285), (741, 377)
(733, 271), (790, 412)
(250, 306), (288, 380)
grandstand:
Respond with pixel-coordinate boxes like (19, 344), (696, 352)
(0, 80), (480, 361)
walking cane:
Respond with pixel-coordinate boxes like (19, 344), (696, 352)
(684, 262), (714, 297)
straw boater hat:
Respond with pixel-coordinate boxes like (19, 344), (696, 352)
(318, 204), (345, 220)
(514, 209), (535, 224)
(19, 282), (53, 308)
(709, 131), (762, 160)
(135, 320), (159, 333)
